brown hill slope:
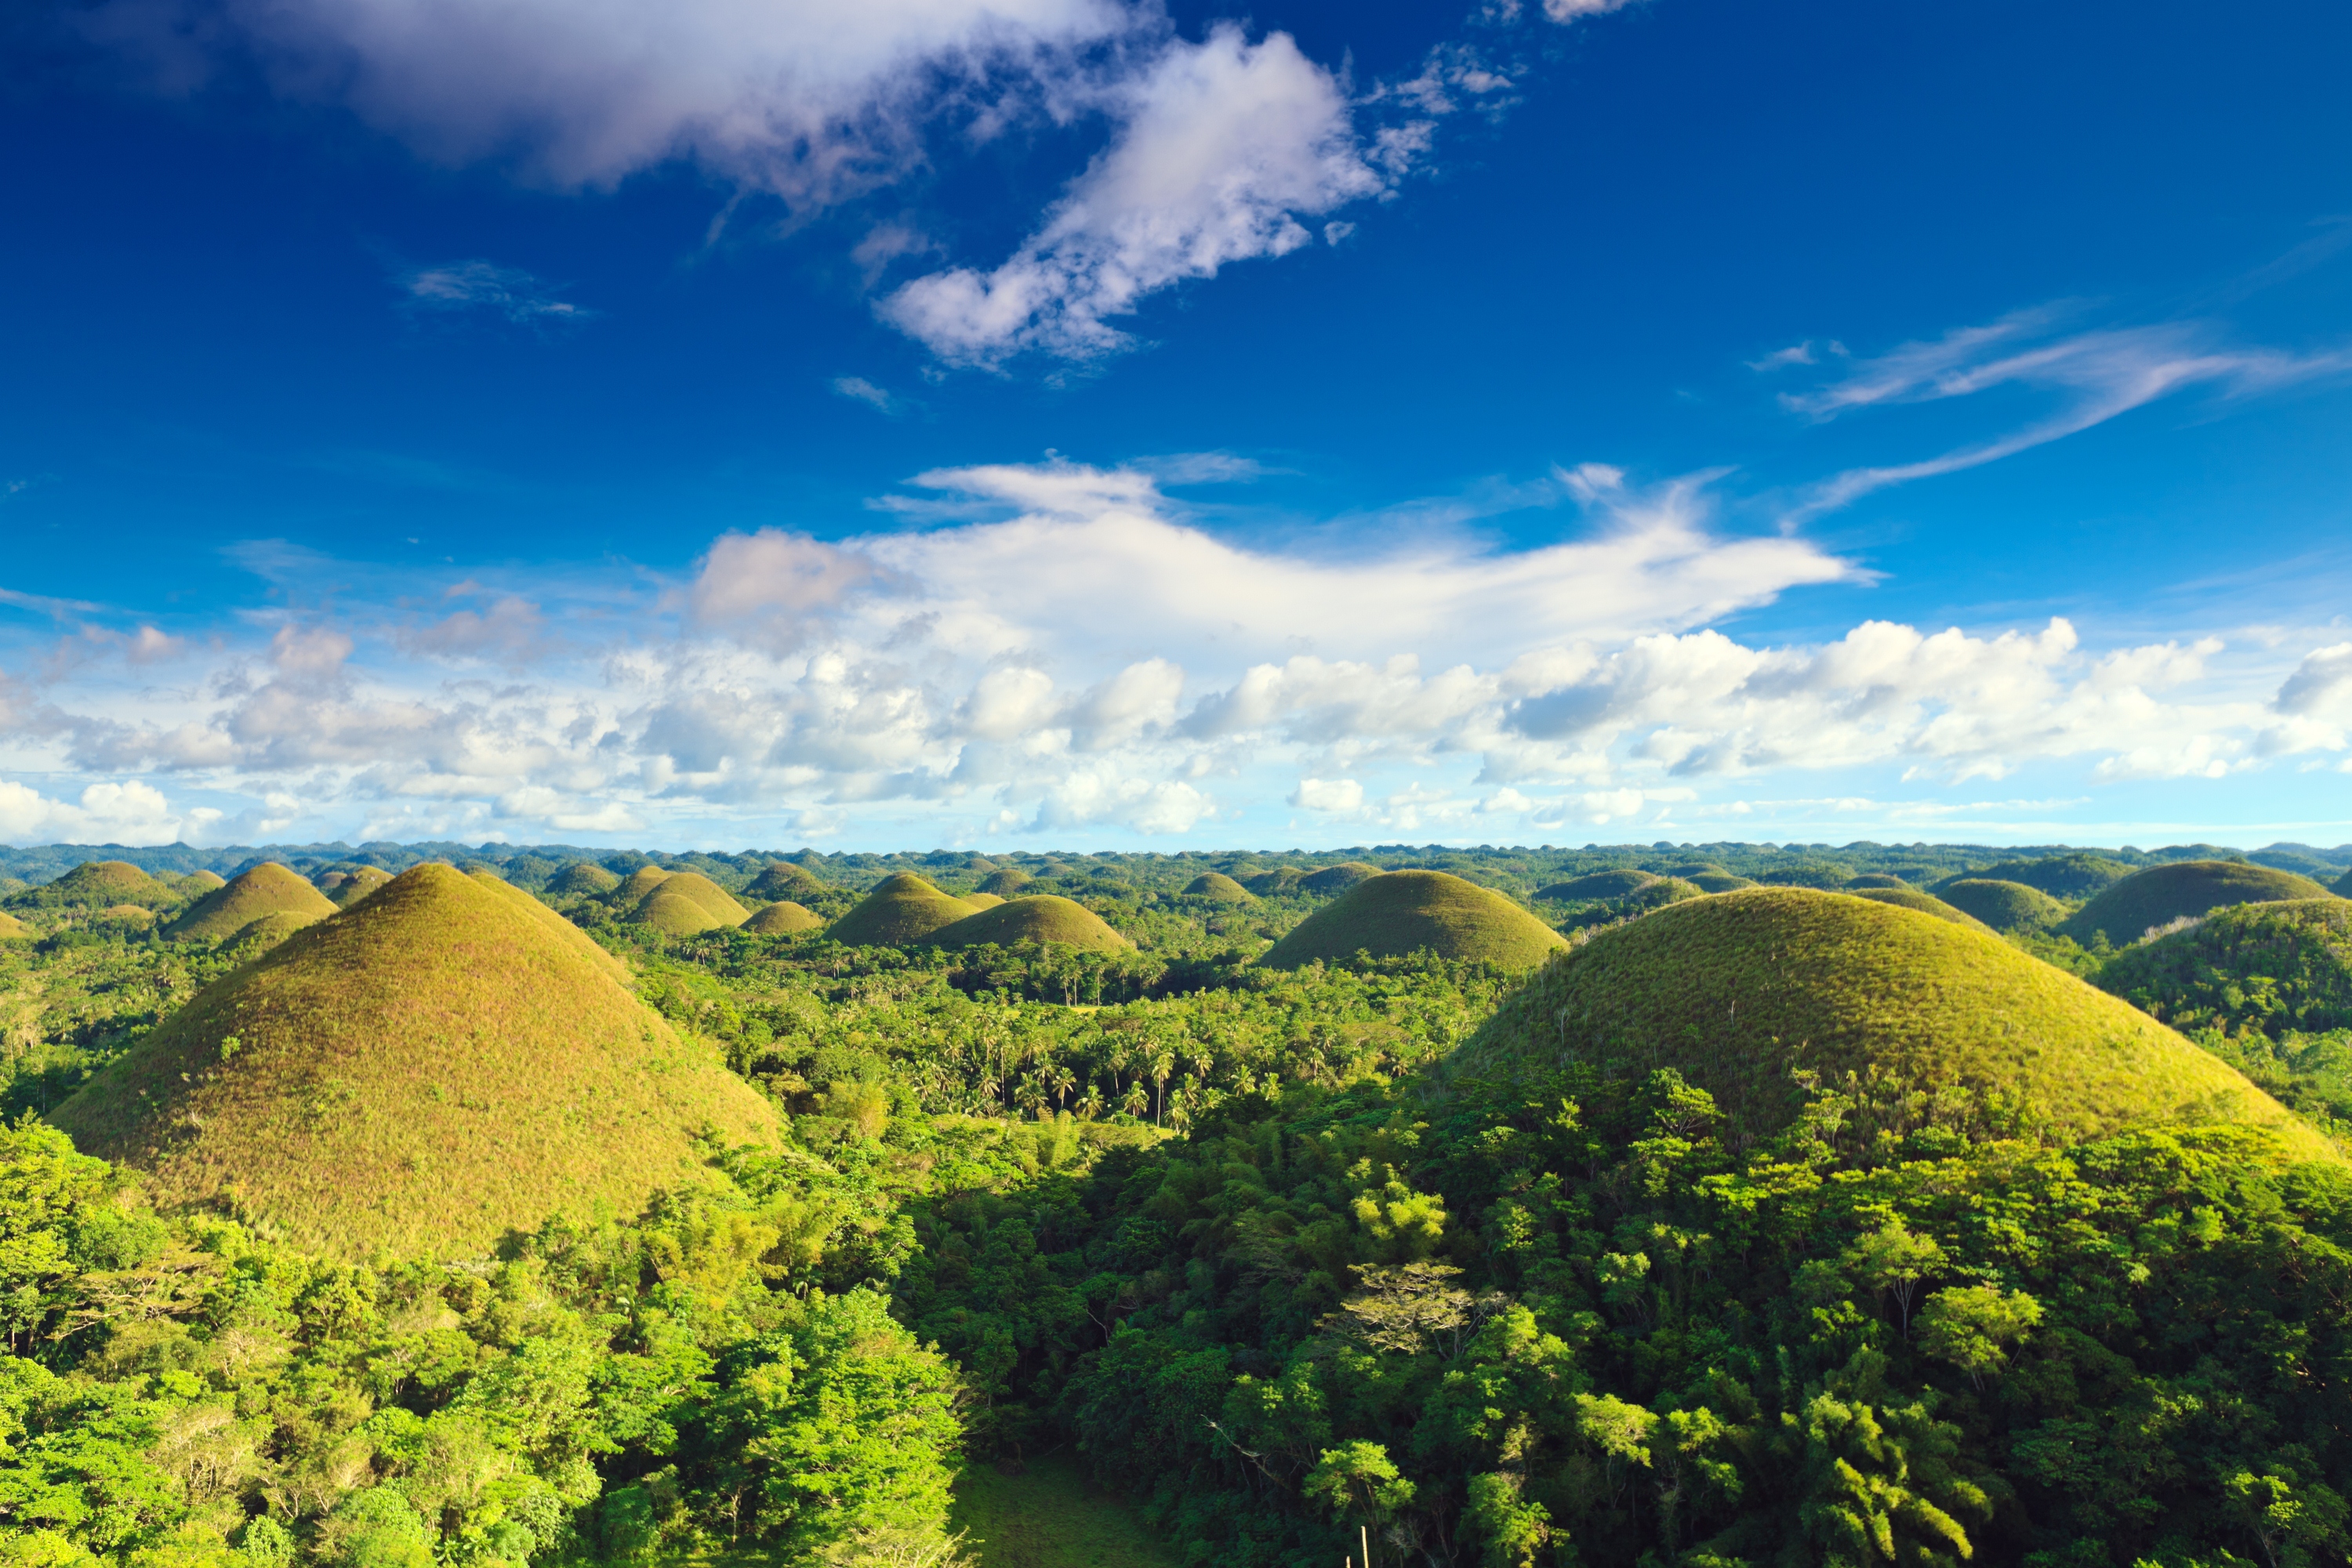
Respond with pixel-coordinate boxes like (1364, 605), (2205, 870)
(165, 864), (338, 942)
(50, 862), (775, 1257)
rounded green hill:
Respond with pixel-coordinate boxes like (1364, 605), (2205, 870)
(1845, 873), (1909, 890)
(2096, 898), (2352, 1036)
(165, 863), (338, 942)
(1848, 884), (1991, 931)
(1536, 869), (1657, 902)
(614, 866), (674, 904)
(1184, 872), (1255, 902)
(1301, 862), (1381, 895)
(224, 911), (316, 952)
(828, 873), (978, 946)
(1260, 870), (1568, 971)
(12, 860), (178, 910)
(176, 870), (228, 895)
(963, 891), (1006, 909)
(2334, 867), (2352, 898)
(1940, 878), (2068, 931)
(2060, 860), (2334, 946)
(49, 862), (776, 1258)
(1940, 852), (2132, 900)
(326, 866), (394, 909)
(927, 895), (1133, 955)
(1454, 887), (2337, 1163)
(637, 890), (724, 935)
(1687, 872), (1757, 893)
(742, 901), (822, 935)
(1243, 868), (1305, 896)
(551, 862), (621, 896)
(633, 871), (746, 929)
(978, 869), (1033, 896)
(748, 861), (827, 901)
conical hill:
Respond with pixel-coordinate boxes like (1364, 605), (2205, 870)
(1260, 870), (1567, 971)
(632, 872), (746, 928)
(552, 862), (621, 896)
(2060, 860), (2334, 946)
(962, 891), (1006, 909)
(325, 866), (394, 909)
(614, 866), (673, 904)
(926, 895), (1132, 954)
(9, 860), (178, 911)
(977, 869), (1033, 896)
(2096, 898), (2352, 1036)
(637, 891), (724, 935)
(177, 870), (228, 895)
(1184, 872), (1255, 902)
(827, 873), (978, 945)
(0, 910), (31, 941)
(747, 862), (826, 900)
(165, 864), (338, 942)
(1536, 869), (1656, 902)
(49, 863), (775, 1258)
(1939, 878), (2068, 931)
(742, 901), (822, 935)
(1848, 884), (1991, 931)
(1453, 887), (2338, 1163)
(1301, 862), (1381, 895)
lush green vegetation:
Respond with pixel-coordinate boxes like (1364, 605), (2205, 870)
(4, 839), (2352, 1568)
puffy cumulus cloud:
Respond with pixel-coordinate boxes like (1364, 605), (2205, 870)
(6, 456), (2347, 847)
(0, 779), (190, 846)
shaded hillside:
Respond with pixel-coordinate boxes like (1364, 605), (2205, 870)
(829, 873), (978, 945)
(2096, 898), (2352, 1037)
(1938, 852), (2133, 899)
(633, 871), (747, 927)
(165, 863), (338, 941)
(1849, 884), (1992, 931)
(49, 862), (775, 1257)
(1453, 887), (2336, 1161)
(1261, 870), (1566, 971)
(1537, 869), (1657, 902)
(2061, 860), (2333, 946)
(1300, 862), (1380, 895)
(1940, 877), (2068, 931)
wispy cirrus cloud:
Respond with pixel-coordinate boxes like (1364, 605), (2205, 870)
(400, 260), (590, 325)
(1779, 308), (2352, 520)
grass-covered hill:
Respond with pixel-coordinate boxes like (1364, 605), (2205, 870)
(164, 862), (338, 942)
(552, 860), (620, 895)
(633, 870), (748, 927)
(225, 910), (318, 952)
(0, 909), (29, 940)
(1300, 861), (1379, 895)
(48, 862), (777, 1257)
(1844, 873), (1909, 889)
(177, 869), (227, 894)
(1939, 877), (2069, 931)
(978, 868), (1034, 896)
(1182, 872), (1254, 902)
(963, 891), (1006, 909)
(748, 860), (827, 900)
(1686, 870), (1755, 891)
(1936, 851), (2134, 899)
(615, 865), (675, 904)
(2336, 866), (2352, 897)
(1261, 869), (1569, 971)
(636, 888), (727, 934)
(2060, 859), (2335, 946)
(1536, 868), (1657, 901)
(2096, 898), (2352, 1037)
(318, 865), (394, 908)
(742, 900), (822, 935)
(1848, 884), (1992, 931)
(5, 859), (180, 910)
(927, 895), (1134, 955)
(829, 873), (979, 945)
(1455, 887), (2337, 1161)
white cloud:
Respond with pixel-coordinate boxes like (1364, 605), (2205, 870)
(880, 24), (1384, 363)
(0, 779), (187, 846)
(401, 260), (587, 324)
(831, 376), (904, 414)
(1289, 777), (1364, 813)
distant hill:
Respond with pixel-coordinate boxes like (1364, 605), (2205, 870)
(1260, 870), (1568, 971)
(1536, 869), (1657, 902)
(2096, 898), (2352, 1037)
(963, 891), (1006, 909)
(2337, 868), (2352, 898)
(2060, 861), (2334, 946)
(748, 862), (827, 900)
(1183, 873), (1254, 902)
(615, 866), (675, 905)
(1938, 852), (2132, 900)
(49, 862), (776, 1258)
(927, 895), (1133, 955)
(1848, 885), (1992, 931)
(164, 865), (338, 942)
(1938, 878), (2069, 932)
(1686, 872), (1756, 892)
(6, 861), (180, 911)
(1243, 868), (1306, 897)
(637, 890), (726, 934)
(829, 873), (980, 946)
(978, 869), (1034, 896)
(551, 862), (620, 896)
(323, 865), (394, 909)
(1300, 862), (1381, 895)
(742, 901), (822, 935)
(1453, 887), (2337, 1162)
(176, 870), (227, 895)
(1844, 873), (1909, 889)
(632, 872), (747, 930)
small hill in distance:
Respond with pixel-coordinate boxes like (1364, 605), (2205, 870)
(927, 895), (1132, 955)
(829, 873), (978, 946)
(176, 870), (227, 895)
(1243, 867), (1306, 897)
(615, 866), (675, 905)
(7, 860), (180, 911)
(1455, 887), (2337, 1163)
(323, 866), (394, 909)
(2060, 860), (2334, 946)
(1845, 873), (1909, 889)
(748, 861), (827, 901)
(1940, 878), (2068, 932)
(978, 868), (1034, 896)
(1301, 862), (1381, 895)
(742, 901), (822, 935)
(1184, 872), (1255, 902)
(963, 891), (1006, 909)
(2096, 898), (2352, 1037)
(1848, 885), (1991, 931)
(1260, 870), (1568, 971)
(1938, 852), (2132, 900)
(1686, 871), (1757, 892)
(633, 872), (747, 929)
(551, 862), (620, 896)
(165, 864), (338, 942)
(1536, 869), (1657, 902)
(636, 890), (725, 935)
(49, 862), (777, 1258)
(2336, 867), (2352, 898)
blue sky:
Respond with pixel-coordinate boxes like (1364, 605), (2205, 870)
(2, 0), (2349, 851)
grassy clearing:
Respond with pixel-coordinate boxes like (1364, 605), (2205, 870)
(1454, 887), (2340, 1162)
(2060, 860), (2335, 946)
(51, 862), (777, 1258)
(949, 1457), (1182, 1568)
(1261, 869), (1567, 971)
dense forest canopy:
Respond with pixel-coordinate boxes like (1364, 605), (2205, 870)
(0, 838), (2348, 1568)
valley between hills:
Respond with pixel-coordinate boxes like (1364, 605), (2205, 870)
(2, 838), (2350, 1568)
